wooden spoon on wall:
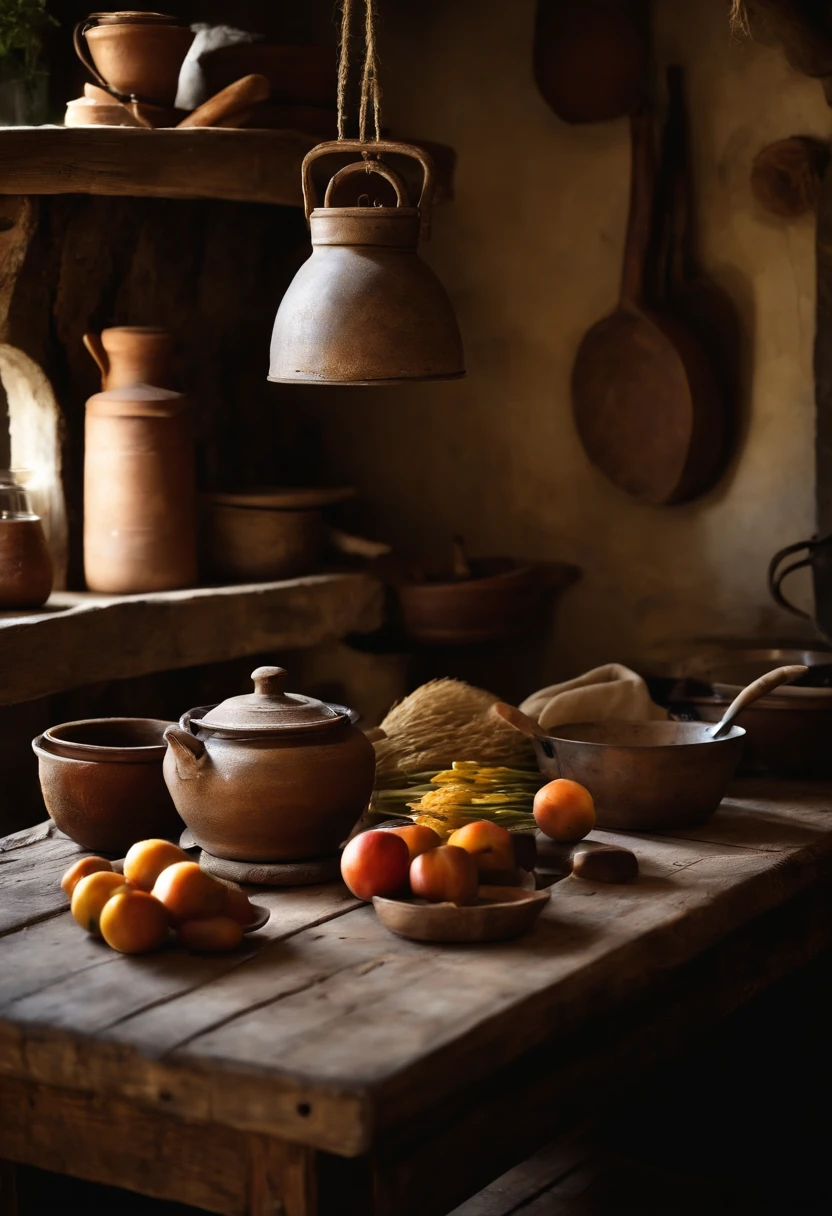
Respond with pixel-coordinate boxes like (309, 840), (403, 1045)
(571, 105), (724, 504)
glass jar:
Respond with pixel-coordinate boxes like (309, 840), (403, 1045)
(0, 470), (53, 609)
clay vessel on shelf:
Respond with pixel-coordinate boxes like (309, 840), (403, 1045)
(84, 383), (197, 593)
(33, 717), (182, 855)
(84, 326), (176, 391)
(205, 499), (325, 581)
(0, 471), (53, 610)
(164, 666), (376, 862)
(74, 13), (194, 108)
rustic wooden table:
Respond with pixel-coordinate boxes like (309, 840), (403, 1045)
(1, 779), (831, 1216)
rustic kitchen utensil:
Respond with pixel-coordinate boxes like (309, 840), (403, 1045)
(660, 65), (738, 475)
(164, 666), (375, 862)
(84, 326), (176, 391)
(496, 666), (804, 829)
(84, 383), (197, 594)
(0, 471), (53, 610)
(33, 717), (181, 855)
(769, 534), (832, 643)
(751, 136), (830, 218)
(572, 105), (724, 504)
(205, 498), (325, 582)
(373, 885), (550, 943)
(74, 12), (194, 108)
(533, 0), (649, 124)
(177, 75), (271, 128)
(708, 663), (807, 737)
(269, 140), (465, 384)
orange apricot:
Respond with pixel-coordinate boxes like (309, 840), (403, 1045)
(61, 855), (113, 898)
(99, 888), (170, 954)
(151, 861), (228, 925)
(177, 916), (244, 953)
(123, 838), (190, 892)
(533, 778), (596, 842)
(70, 871), (128, 936)
(446, 820), (514, 872)
(409, 845), (479, 905)
(385, 823), (442, 860)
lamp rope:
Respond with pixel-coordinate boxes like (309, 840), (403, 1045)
(337, 0), (383, 143)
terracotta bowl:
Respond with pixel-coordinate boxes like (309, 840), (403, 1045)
(373, 886), (550, 942)
(396, 559), (545, 645)
(33, 718), (182, 855)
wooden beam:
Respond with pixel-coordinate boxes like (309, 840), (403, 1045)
(0, 573), (384, 705)
(0, 127), (454, 207)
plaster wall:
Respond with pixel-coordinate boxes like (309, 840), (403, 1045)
(295, 0), (826, 674)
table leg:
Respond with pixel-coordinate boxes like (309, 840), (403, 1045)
(0, 1161), (18, 1216)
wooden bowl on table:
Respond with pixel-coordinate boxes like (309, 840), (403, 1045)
(373, 886), (550, 943)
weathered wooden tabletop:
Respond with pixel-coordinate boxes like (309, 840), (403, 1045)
(1, 780), (832, 1216)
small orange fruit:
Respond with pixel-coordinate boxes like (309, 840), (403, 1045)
(533, 778), (596, 842)
(123, 839), (190, 892)
(223, 884), (259, 926)
(386, 824), (442, 860)
(70, 871), (127, 936)
(61, 856), (113, 898)
(151, 861), (228, 925)
(177, 916), (244, 953)
(99, 889), (170, 954)
(446, 820), (515, 872)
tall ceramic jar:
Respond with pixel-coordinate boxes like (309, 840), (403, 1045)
(84, 384), (197, 593)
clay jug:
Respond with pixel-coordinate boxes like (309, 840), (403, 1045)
(268, 140), (465, 384)
(84, 326), (176, 391)
(0, 471), (53, 609)
(74, 13), (194, 108)
(84, 384), (197, 594)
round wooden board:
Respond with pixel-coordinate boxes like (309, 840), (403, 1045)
(198, 849), (342, 887)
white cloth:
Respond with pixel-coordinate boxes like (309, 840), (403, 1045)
(175, 24), (262, 112)
(520, 663), (667, 731)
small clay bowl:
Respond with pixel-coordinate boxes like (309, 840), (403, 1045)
(372, 885), (550, 943)
(33, 717), (182, 855)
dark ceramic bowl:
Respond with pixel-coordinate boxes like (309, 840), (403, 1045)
(33, 717), (182, 855)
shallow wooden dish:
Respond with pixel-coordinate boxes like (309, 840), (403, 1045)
(372, 885), (550, 943)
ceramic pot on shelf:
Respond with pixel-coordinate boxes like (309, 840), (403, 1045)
(0, 470), (53, 610)
(163, 665), (376, 862)
(74, 12), (194, 107)
(84, 383), (197, 594)
(84, 326), (177, 391)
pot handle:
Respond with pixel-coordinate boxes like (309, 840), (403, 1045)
(164, 725), (206, 780)
(301, 139), (436, 239)
(768, 539), (816, 618)
(82, 332), (109, 385)
(73, 19), (126, 99)
(323, 160), (409, 210)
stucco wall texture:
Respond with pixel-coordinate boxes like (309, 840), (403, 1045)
(295, 0), (826, 674)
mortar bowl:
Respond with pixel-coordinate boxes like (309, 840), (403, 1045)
(534, 720), (745, 832)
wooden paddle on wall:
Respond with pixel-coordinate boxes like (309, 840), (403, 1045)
(571, 105), (725, 504)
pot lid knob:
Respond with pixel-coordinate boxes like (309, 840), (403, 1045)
(252, 666), (289, 698)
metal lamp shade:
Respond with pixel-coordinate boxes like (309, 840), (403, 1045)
(268, 206), (465, 386)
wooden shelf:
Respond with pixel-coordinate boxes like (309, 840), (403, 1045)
(0, 572), (384, 706)
(0, 126), (455, 206)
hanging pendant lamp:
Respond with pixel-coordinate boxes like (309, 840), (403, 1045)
(267, 0), (465, 386)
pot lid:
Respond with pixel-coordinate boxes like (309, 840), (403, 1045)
(198, 666), (343, 732)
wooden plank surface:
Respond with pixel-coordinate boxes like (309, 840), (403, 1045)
(0, 573), (384, 705)
(0, 127), (454, 209)
(1, 782), (831, 1160)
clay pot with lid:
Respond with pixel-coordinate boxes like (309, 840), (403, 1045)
(164, 666), (375, 861)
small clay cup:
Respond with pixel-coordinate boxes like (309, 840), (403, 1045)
(33, 717), (182, 855)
